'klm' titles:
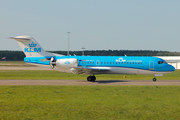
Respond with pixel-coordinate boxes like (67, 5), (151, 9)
(24, 42), (41, 53)
(24, 48), (41, 52)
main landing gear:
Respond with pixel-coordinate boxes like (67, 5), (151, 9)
(153, 78), (157, 82)
(87, 75), (96, 82)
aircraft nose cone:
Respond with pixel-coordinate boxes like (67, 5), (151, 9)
(168, 65), (175, 71)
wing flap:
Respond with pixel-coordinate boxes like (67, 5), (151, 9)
(84, 67), (110, 71)
(73, 67), (111, 75)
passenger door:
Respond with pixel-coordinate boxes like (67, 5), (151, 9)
(149, 61), (154, 70)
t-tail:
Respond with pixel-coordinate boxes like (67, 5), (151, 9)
(9, 35), (48, 57)
(8, 35), (63, 57)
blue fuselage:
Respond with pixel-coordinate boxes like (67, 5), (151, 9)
(24, 56), (175, 73)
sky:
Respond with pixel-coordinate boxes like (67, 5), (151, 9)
(1, 0), (180, 52)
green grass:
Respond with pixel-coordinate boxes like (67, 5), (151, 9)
(0, 61), (34, 66)
(0, 70), (180, 80)
(0, 61), (26, 64)
(0, 62), (180, 119)
(0, 86), (180, 120)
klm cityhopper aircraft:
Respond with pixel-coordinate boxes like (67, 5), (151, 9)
(9, 35), (175, 82)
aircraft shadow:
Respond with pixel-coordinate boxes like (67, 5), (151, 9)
(93, 80), (128, 84)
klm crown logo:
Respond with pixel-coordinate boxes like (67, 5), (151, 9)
(64, 61), (70, 64)
(29, 42), (37, 47)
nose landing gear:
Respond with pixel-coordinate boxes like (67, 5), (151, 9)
(87, 75), (96, 82)
(153, 78), (156, 82)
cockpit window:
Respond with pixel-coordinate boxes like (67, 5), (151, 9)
(158, 61), (167, 64)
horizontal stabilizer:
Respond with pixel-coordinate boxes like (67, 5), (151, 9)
(8, 36), (31, 41)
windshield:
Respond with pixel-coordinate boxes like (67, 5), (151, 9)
(158, 61), (167, 64)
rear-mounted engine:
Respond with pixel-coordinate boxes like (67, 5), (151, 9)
(56, 58), (78, 67)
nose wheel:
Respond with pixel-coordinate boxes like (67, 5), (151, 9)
(153, 78), (156, 82)
(87, 75), (96, 81)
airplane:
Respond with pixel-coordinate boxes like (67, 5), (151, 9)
(8, 35), (175, 82)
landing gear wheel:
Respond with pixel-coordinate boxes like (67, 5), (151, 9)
(92, 76), (96, 81)
(153, 78), (156, 82)
(87, 76), (96, 82)
(87, 76), (92, 81)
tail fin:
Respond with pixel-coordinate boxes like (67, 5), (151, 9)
(8, 35), (64, 57)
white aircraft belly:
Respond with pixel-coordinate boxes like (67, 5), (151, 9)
(108, 67), (171, 75)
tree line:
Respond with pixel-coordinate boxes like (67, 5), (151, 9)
(0, 50), (180, 61)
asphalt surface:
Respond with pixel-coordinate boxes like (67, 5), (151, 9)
(0, 80), (180, 85)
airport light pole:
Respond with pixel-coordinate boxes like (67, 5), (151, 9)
(82, 46), (85, 56)
(67, 32), (70, 56)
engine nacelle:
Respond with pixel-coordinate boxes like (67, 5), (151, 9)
(56, 58), (78, 67)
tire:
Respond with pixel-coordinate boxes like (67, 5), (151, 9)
(153, 78), (156, 82)
(91, 76), (96, 81)
(87, 76), (92, 81)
